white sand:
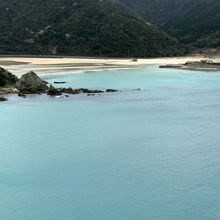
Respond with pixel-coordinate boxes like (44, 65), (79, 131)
(0, 56), (205, 65)
(1, 56), (219, 77)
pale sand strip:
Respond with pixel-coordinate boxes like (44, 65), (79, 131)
(0, 56), (205, 65)
(0, 56), (219, 77)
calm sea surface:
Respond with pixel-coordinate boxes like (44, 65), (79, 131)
(0, 65), (220, 220)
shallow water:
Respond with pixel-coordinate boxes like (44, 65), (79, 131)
(1, 65), (220, 220)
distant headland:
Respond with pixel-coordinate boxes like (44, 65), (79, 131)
(159, 58), (220, 72)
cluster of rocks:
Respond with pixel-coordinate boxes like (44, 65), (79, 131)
(46, 85), (119, 97)
(0, 67), (120, 101)
(0, 96), (7, 102)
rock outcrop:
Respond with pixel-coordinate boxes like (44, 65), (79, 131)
(47, 84), (62, 96)
(59, 88), (104, 94)
(16, 71), (48, 94)
(106, 89), (119, 93)
(0, 67), (121, 99)
(0, 67), (19, 87)
(0, 96), (8, 102)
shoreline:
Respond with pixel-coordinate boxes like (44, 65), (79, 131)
(1, 56), (220, 100)
(160, 60), (220, 72)
(0, 56), (220, 77)
(0, 56), (204, 78)
(0, 56), (206, 65)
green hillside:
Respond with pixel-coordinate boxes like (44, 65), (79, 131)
(0, 0), (185, 57)
(119, 0), (220, 50)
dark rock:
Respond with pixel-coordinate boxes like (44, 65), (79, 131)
(0, 96), (7, 101)
(16, 71), (49, 94)
(106, 89), (119, 93)
(78, 88), (91, 93)
(87, 94), (95, 96)
(79, 88), (104, 94)
(60, 87), (104, 94)
(65, 95), (69, 98)
(60, 87), (79, 94)
(47, 84), (62, 96)
(91, 89), (104, 94)
(131, 59), (138, 62)
(0, 67), (19, 87)
(54, 81), (67, 84)
(18, 93), (27, 98)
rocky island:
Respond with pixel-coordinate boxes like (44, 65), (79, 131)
(0, 67), (119, 101)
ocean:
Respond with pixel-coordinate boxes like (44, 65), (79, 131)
(0, 65), (220, 220)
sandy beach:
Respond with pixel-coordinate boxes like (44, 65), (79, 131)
(0, 56), (219, 77)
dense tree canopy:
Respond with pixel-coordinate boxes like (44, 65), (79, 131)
(0, 0), (185, 57)
(118, 0), (220, 49)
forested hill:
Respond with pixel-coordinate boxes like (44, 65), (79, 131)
(0, 0), (185, 57)
(119, 0), (220, 50)
(117, 0), (184, 25)
(163, 0), (220, 49)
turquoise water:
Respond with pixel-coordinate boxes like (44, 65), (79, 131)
(1, 65), (220, 220)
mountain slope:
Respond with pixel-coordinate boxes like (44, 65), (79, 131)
(163, 0), (220, 49)
(118, 0), (183, 25)
(119, 0), (220, 49)
(0, 0), (185, 57)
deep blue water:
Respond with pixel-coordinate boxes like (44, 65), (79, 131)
(0, 65), (220, 220)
